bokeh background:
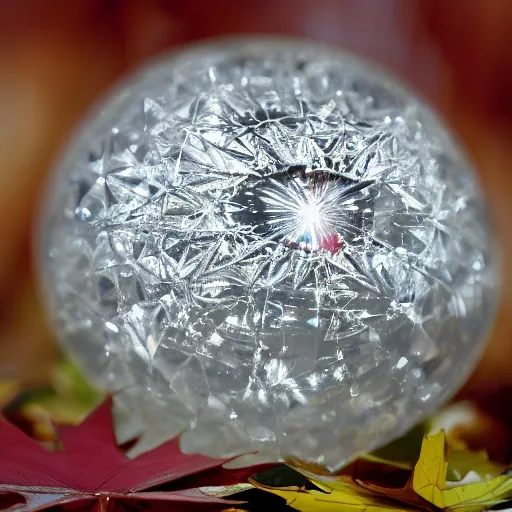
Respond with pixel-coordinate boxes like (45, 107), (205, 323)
(1, 0), (511, 456)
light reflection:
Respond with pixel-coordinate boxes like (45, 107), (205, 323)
(259, 169), (373, 255)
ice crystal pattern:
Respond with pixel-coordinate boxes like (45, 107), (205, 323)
(40, 39), (498, 469)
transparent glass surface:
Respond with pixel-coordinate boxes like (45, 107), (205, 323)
(39, 38), (499, 469)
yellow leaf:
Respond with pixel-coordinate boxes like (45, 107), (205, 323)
(412, 431), (449, 507)
(250, 469), (417, 511)
(444, 475), (512, 511)
(412, 430), (512, 511)
(251, 431), (512, 511)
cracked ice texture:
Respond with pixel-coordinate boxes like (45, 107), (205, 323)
(39, 39), (498, 469)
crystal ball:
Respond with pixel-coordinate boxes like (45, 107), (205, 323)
(39, 38), (499, 469)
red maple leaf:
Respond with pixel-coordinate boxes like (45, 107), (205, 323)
(0, 398), (263, 511)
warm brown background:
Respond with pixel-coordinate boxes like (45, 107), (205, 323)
(0, 0), (511, 455)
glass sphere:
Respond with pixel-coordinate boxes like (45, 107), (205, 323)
(39, 38), (499, 469)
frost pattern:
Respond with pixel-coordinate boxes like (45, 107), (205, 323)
(41, 40), (498, 468)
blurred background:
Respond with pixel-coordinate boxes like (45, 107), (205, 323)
(0, 0), (511, 457)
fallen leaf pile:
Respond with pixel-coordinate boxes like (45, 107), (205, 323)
(3, 362), (512, 512)
(213, 431), (512, 511)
